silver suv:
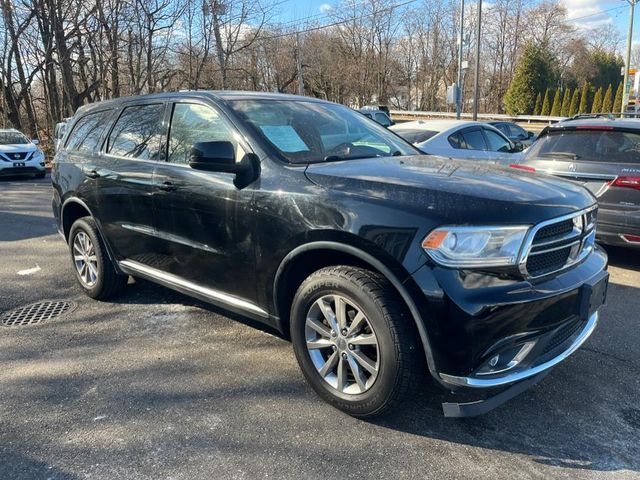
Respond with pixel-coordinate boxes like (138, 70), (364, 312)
(514, 118), (640, 248)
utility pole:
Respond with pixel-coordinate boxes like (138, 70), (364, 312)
(296, 32), (304, 96)
(472, 0), (482, 121)
(622, 0), (637, 115)
(456, 0), (465, 119)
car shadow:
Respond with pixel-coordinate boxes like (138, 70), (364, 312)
(602, 244), (640, 272)
(0, 211), (58, 241)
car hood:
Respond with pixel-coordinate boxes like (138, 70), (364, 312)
(0, 143), (37, 153)
(304, 155), (597, 225)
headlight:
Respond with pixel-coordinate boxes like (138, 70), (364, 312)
(31, 149), (44, 161)
(422, 225), (530, 268)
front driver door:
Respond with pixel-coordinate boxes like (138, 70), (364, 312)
(152, 100), (258, 305)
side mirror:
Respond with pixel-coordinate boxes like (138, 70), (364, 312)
(189, 141), (241, 172)
(527, 131), (534, 139)
(189, 141), (259, 188)
(32, 139), (39, 145)
(510, 142), (524, 153)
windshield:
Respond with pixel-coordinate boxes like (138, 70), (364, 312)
(0, 132), (29, 145)
(228, 99), (418, 164)
(524, 129), (640, 164)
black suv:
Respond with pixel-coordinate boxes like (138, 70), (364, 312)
(52, 91), (608, 418)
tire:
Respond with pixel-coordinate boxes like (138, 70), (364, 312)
(68, 216), (127, 299)
(290, 266), (421, 418)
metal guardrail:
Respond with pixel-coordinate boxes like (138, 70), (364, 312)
(389, 110), (566, 124)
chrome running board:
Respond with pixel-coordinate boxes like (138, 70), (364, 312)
(118, 259), (268, 318)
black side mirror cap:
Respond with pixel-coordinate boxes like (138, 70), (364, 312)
(528, 131), (534, 138)
(189, 141), (259, 188)
(189, 141), (237, 172)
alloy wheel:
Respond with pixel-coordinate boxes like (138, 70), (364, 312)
(305, 294), (380, 395)
(72, 231), (98, 287)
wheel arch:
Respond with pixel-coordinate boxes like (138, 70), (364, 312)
(61, 197), (119, 266)
(273, 241), (442, 385)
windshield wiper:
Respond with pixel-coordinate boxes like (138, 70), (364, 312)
(323, 154), (382, 162)
(538, 152), (580, 160)
(323, 150), (403, 162)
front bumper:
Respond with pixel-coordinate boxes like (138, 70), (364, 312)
(0, 158), (46, 177)
(440, 310), (598, 388)
(409, 244), (608, 388)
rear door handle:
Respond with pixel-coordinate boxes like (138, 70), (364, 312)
(157, 181), (177, 192)
(85, 169), (100, 179)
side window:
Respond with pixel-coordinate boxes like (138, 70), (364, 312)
(168, 103), (238, 164)
(107, 104), (165, 160)
(448, 132), (465, 149)
(461, 129), (487, 150)
(375, 113), (391, 126)
(509, 124), (527, 139)
(493, 124), (507, 136)
(65, 110), (111, 153)
(484, 128), (512, 152)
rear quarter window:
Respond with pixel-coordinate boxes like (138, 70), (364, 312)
(65, 110), (113, 153)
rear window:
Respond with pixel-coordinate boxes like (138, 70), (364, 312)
(394, 128), (438, 144)
(65, 110), (112, 152)
(107, 104), (165, 160)
(525, 129), (640, 163)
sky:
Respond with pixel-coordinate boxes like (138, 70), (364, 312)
(273, 0), (640, 44)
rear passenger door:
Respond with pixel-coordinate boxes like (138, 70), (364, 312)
(93, 102), (167, 264)
(151, 100), (257, 302)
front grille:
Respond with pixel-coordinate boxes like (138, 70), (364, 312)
(1, 151), (30, 161)
(526, 246), (572, 276)
(523, 207), (597, 278)
(534, 219), (574, 243)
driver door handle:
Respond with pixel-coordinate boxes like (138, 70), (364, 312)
(157, 181), (177, 192)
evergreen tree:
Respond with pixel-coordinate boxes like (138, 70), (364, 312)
(591, 86), (603, 113)
(568, 88), (580, 117)
(602, 84), (613, 112)
(579, 83), (589, 114)
(550, 89), (562, 116)
(613, 82), (623, 113)
(504, 43), (556, 115)
(533, 92), (542, 115)
(560, 88), (571, 116)
(541, 88), (551, 116)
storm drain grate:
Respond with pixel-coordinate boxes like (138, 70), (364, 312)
(1, 301), (76, 327)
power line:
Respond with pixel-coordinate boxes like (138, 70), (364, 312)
(258, 0), (419, 41)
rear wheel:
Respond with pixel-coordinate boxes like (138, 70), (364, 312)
(290, 266), (421, 418)
(68, 217), (127, 299)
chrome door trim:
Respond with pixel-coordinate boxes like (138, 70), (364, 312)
(119, 259), (268, 317)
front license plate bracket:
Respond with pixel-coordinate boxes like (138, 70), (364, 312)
(579, 271), (609, 320)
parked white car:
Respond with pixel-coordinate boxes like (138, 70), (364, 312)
(0, 129), (46, 178)
(390, 120), (521, 165)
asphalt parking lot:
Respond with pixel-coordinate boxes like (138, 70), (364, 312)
(1, 175), (639, 480)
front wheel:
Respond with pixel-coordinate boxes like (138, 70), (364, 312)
(290, 266), (421, 418)
(68, 217), (127, 299)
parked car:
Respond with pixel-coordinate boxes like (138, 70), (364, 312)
(514, 117), (640, 248)
(54, 120), (70, 151)
(0, 129), (46, 178)
(358, 109), (394, 127)
(52, 91), (607, 418)
(390, 120), (522, 165)
(487, 121), (536, 148)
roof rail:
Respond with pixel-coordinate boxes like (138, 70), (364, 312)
(565, 112), (640, 121)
